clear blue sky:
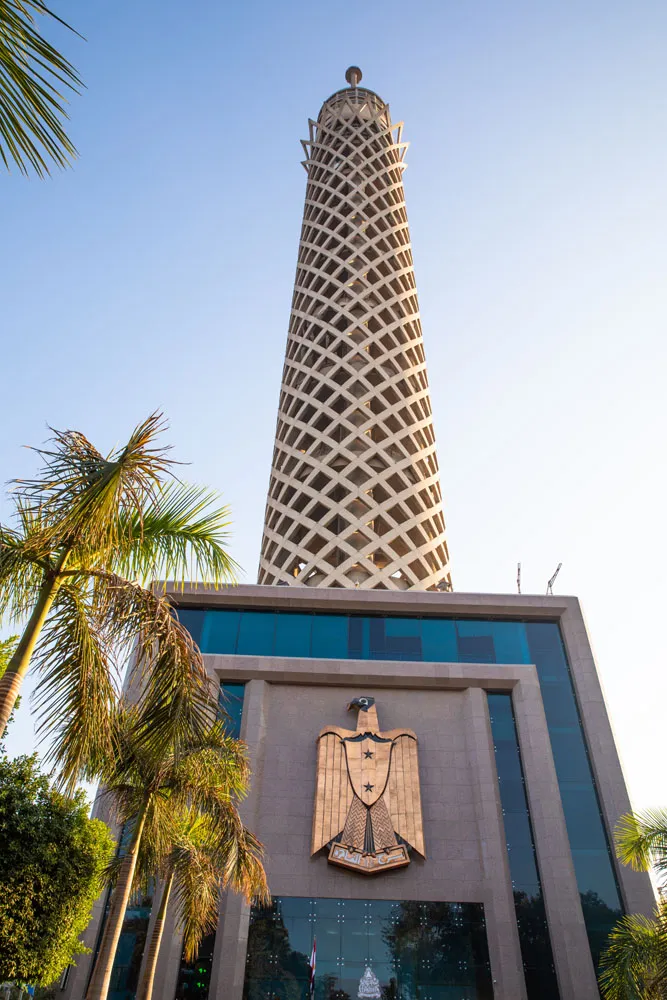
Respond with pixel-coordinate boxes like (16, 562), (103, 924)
(2, 0), (666, 811)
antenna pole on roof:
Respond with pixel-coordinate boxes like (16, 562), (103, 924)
(547, 563), (562, 595)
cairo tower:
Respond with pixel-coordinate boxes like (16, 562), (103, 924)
(65, 72), (653, 1000)
(257, 67), (451, 593)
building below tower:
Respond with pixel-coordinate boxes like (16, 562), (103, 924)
(63, 585), (654, 1000)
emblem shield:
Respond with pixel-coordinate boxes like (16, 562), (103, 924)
(312, 697), (426, 874)
(343, 735), (392, 806)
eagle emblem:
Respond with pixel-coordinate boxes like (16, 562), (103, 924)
(311, 697), (425, 874)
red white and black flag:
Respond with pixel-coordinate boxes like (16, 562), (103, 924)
(309, 937), (317, 998)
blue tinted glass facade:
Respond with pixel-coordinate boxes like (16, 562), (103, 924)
(107, 894), (153, 1000)
(488, 694), (559, 998)
(244, 897), (493, 1000)
(219, 681), (246, 739)
(178, 607), (622, 970)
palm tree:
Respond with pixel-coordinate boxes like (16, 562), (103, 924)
(0, 635), (18, 736)
(135, 809), (269, 1000)
(598, 901), (667, 999)
(0, 412), (238, 787)
(599, 810), (667, 998)
(0, 0), (82, 176)
(615, 810), (667, 885)
(85, 706), (265, 1000)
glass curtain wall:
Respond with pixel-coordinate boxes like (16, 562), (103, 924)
(244, 897), (493, 1000)
(107, 894), (154, 1000)
(488, 693), (559, 999)
(173, 932), (216, 1000)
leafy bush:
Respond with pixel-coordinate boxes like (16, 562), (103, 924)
(0, 755), (114, 985)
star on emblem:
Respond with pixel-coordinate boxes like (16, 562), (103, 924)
(364, 782), (374, 793)
(363, 750), (374, 759)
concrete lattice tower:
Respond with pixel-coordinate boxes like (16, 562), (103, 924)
(258, 69), (452, 591)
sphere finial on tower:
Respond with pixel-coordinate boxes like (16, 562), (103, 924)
(345, 66), (362, 87)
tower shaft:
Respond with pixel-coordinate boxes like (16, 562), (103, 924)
(258, 76), (451, 591)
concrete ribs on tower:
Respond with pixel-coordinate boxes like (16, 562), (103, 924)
(258, 72), (452, 592)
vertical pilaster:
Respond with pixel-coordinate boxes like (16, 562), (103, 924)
(208, 678), (270, 1000)
(463, 687), (527, 1000)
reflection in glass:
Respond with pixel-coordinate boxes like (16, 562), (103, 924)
(524, 623), (623, 968)
(176, 608), (205, 647)
(275, 614), (312, 657)
(238, 611), (276, 655)
(219, 682), (246, 739)
(201, 609), (240, 653)
(107, 892), (153, 1000)
(174, 930), (216, 1000)
(311, 615), (348, 659)
(243, 897), (493, 1000)
(420, 618), (457, 662)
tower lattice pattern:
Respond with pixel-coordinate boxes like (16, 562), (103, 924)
(258, 79), (452, 591)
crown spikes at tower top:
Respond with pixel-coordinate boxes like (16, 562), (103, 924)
(257, 72), (452, 592)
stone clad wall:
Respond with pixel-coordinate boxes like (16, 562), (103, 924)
(259, 685), (480, 900)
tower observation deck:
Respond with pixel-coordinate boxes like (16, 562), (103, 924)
(258, 69), (452, 591)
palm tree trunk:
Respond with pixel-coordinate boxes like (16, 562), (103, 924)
(0, 559), (66, 736)
(135, 868), (174, 1000)
(85, 802), (149, 1000)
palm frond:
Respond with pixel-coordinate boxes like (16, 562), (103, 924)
(0, 0), (82, 177)
(0, 519), (46, 621)
(139, 792), (180, 887)
(171, 805), (268, 961)
(101, 850), (126, 890)
(95, 707), (177, 895)
(96, 703), (145, 785)
(228, 830), (270, 905)
(207, 806), (269, 905)
(164, 727), (250, 815)
(90, 572), (216, 759)
(599, 909), (667, 999)
(173, 838), (220, 962)
(13, 412), (173, 564)
(31, 581), (118, 789)
(616, 810), (667, 883)
(111, 481), (239, 588)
